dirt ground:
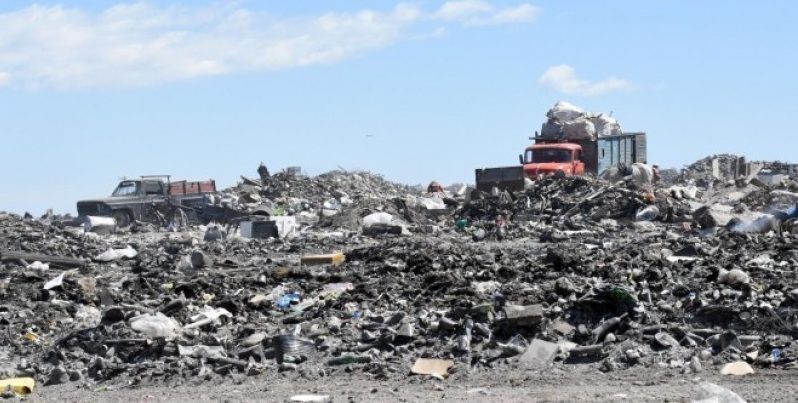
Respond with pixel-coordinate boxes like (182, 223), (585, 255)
(31, 366), (794, 402)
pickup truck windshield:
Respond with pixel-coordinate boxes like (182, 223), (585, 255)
(526, 148), (572, 163)
(112, 181), (139, 197)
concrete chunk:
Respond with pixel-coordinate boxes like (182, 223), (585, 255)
(519, 339), (559, 369)
(503, 304), (544, 326)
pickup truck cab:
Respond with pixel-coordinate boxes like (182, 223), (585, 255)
(77, 177), (216, 227)
(521, 143), (585, 179)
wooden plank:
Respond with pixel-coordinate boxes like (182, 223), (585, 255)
(301, 252), (345, 267)
(0, 250), (85, 268)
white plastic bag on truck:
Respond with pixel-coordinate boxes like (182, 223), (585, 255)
(590, 114), (622, 137)
(561, 118), (596, 140)
(546, 101), (585, 122)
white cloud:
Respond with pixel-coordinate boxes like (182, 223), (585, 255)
(538, 64), (631, 96)
(435, 0), (493, 21)
(0, 2), (540, 90)
(434, 0), (538, 25)
(489, 4), (539, 24)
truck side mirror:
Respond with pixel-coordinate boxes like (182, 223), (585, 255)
(518, 154), (524, 165)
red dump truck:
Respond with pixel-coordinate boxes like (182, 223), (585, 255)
(475, 132), (647, 191)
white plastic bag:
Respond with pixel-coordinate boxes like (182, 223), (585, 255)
(362, 212), (393, 228)
(590, 114), (622, 137)
(416, 197), (446, 210)
(184, 306), (233, 329)
(561, 119), (596, 140)
(95, 246), (138, 262)
(130, 312), (180, 339)
(546, 101), (585, 122)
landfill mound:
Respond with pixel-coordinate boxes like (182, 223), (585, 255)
(217, 169), (424, 231)
(2, 156), (798, 392)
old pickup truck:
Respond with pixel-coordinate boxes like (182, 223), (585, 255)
(76, 176), (232, 227)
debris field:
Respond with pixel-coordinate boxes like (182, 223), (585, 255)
(2, 155), (798, 401)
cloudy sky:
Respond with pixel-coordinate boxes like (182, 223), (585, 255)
(1, 1), (796, 214)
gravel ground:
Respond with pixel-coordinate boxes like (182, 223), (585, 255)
(31, 367), (794, 402)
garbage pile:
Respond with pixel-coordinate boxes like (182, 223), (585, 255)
(2, 156), (798, 393)
(540, 101), (623, 141)
(214, 168), (455, 232)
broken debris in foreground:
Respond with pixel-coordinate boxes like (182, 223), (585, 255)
(1, 156), (798, 396)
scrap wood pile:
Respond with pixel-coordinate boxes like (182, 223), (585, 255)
(1, 155), (798, 391)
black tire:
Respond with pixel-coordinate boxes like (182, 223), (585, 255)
(112, 210), (132, 228)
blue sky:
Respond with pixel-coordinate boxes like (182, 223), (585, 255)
(1, 1), (796, 214)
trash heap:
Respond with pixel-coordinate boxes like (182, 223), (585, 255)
(214, 168), (454, 232)
(1, 156), (798, 393)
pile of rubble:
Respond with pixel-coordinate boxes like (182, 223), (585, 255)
(213, 167), (453, 233)
(2, 156), (798, 393)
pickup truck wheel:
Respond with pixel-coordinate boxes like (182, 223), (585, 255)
(112, 210), (132, 228)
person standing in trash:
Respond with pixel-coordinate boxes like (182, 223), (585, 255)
(257, 163), (270, 185)
(652, 164), (661, 185)
(427, 181), (444, 193)
(494, 215), (507, 240)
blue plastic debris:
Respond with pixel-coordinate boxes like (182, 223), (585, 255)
(276, 292), (301, 310)
(772, 348), (782, 361)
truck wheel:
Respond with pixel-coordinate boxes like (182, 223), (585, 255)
(112, 210), (132, 228)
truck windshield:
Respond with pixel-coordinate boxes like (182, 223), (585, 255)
(112, 181), (139, 197)
(526, 148), (572, 163)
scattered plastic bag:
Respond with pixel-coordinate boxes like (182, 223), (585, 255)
(635, 205), (660, 222)
(184, 306), (232, 329)
(177, 344), (225, 358)
(95, 246), (138, 262)
(320, 282), (354, 297)
(26, 261), (49, 271)
(362, 212), (393, 228)
(129, 312), (180, 339)
(416, 197), (446, 210)
(43, 272), (65, 290)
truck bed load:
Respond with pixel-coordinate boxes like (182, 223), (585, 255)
(169, 180), (216, 195)
(541, 101), (622, 141)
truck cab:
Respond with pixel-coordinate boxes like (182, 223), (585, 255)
(112, 180), (169, 199)
(521, 143), (585, 179)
